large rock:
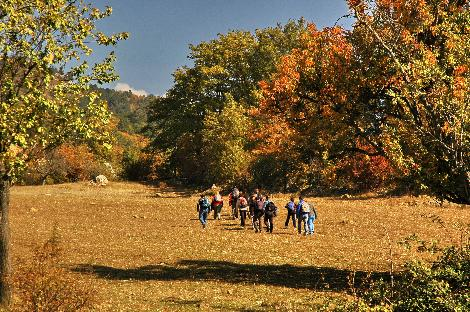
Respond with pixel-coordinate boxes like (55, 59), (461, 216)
(95, 175), (108, 186)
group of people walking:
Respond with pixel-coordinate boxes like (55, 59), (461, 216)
(196, 187), (317, 235)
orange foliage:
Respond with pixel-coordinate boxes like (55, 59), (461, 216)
(257, 24), (353, 155)
(57, 144), (97, 181)
(337, 153), (395, 190)
(250, 113), (295, 155)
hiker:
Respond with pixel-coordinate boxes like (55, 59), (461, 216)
(211, 192), (224, 220)
(229, 187), (240, 219)
(296, 195), (310, 235)
(307, 204), (318, 235)
(197, 194), (211, 229)
(248, 193), (258, 229)
(253, 194), (265, 233)
(284, 196), (297, 229)
(237, 192), (249, 227)
(263, 196), (277, 233)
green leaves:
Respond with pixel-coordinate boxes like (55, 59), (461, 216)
(146, 19), (308, 185)
(0, 0), (126, 180)
(201, 95), (252, 185)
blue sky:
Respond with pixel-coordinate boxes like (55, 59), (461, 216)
(92, 0), (352, 96)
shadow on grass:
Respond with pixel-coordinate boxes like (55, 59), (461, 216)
(73, 260), (388, 292)
(148, 191), (195, 198)
(161, 296), (202, 307)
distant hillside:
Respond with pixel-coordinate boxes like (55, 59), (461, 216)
(91, 85), (155, 134)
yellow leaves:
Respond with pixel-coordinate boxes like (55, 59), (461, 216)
(0, 0), (125, 178)
(44, 52), (55, 64)
(201, 65), (226, 76)
(7, 144), (24, 158)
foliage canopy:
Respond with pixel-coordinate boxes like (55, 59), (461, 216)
(0, 0), (128, 180)
(259, 0), (469, 203)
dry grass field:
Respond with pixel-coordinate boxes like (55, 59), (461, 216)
(10, 182), (470, 311)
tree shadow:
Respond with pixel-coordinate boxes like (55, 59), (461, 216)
(73, 260), (388, 293)
(148, 191), (195, 198)
(161, 296), (202, 307)
(326, 193), (401, 201)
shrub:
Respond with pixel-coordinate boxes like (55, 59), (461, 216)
(358, 244), (469, 311)
(21, 144), (115, 185)
(11, 231), (97, 311)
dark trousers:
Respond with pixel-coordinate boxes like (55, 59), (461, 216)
(285, 209), (297, 227)
(265, 213), (274, 233)
(213, 203), (223, 219)
(240, 210), (247, 226)
(231, 201), (238, 218)
(253, 211), (263, 232)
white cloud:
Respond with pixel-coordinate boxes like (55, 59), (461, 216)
(114, 82), (149, 96)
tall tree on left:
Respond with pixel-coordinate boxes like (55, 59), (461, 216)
(0, 0), (128, 306)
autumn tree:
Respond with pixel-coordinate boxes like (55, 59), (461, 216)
(257, 25), (378, 191)
(0, 0), (127, 305)
(348, 0), (470, 203)
(259, 0), (469, 202)
(146, 20), (308, 184)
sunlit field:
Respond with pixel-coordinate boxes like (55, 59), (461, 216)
(10, 182), (469, 311)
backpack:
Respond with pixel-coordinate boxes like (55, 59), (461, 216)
(199, 197), (211, 211)
(300, 202), (311, 213)
(311, 206), (318, 219)
(266, 201), (277, 215)
(265, 201), (276, 212)
(239, 197), (248, 207)
(285, 201), (295, 211)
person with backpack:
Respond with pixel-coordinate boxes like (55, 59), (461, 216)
(307, 204), (318, 235)
(252, 194), (265, 233)
(296, 195), (310, 235)
(197, 194), (211, 229)
(230, 187), (240, 219)
(248, 193), (258, 230)
(237, 192), (249, 227)
(211, 191), (224, 220)
(263, 196), (277, 233)
(284, 196), (297, 229)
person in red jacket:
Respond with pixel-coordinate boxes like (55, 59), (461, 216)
(211, 192), (224, 220)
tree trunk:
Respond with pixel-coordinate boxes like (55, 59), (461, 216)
(0, 178), (11, 306)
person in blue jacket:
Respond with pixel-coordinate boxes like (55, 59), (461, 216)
(197, 194), (211, 229)
(284, 196), (296, 229)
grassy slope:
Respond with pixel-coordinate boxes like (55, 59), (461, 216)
(10, 182), (469, 311)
